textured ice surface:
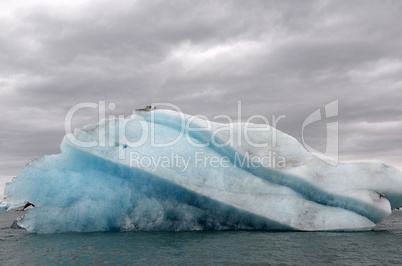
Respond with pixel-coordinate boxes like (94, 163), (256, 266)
(4, 109), (402, 233)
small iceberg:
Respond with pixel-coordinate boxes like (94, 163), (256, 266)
(0, 201), (10, 210)
(1, 201), (35, 211)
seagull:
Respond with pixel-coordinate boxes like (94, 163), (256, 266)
(135, 105), (155, 112)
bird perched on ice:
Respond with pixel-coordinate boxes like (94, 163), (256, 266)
(135, 105), (155, 112)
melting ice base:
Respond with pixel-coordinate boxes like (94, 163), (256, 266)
(4, 110), (402, 233)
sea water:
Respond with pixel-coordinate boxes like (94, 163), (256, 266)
(1, 211), (402, 265)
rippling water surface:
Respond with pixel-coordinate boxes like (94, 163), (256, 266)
(1, 211), (402, 265)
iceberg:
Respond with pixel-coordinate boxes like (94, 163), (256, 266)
(0, 201), (10, 210)
(3, 109), (402, 233)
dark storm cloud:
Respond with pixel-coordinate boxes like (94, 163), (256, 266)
(1, 0), (402, 187)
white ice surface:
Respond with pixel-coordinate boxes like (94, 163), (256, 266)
(3, 110), (402, 233)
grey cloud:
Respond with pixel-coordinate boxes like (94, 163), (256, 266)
(0, 0), (401, 179)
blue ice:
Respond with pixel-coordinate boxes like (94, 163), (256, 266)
(3, 110), (402, 233)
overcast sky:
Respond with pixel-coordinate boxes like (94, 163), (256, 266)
(1, 0), (402, 196)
